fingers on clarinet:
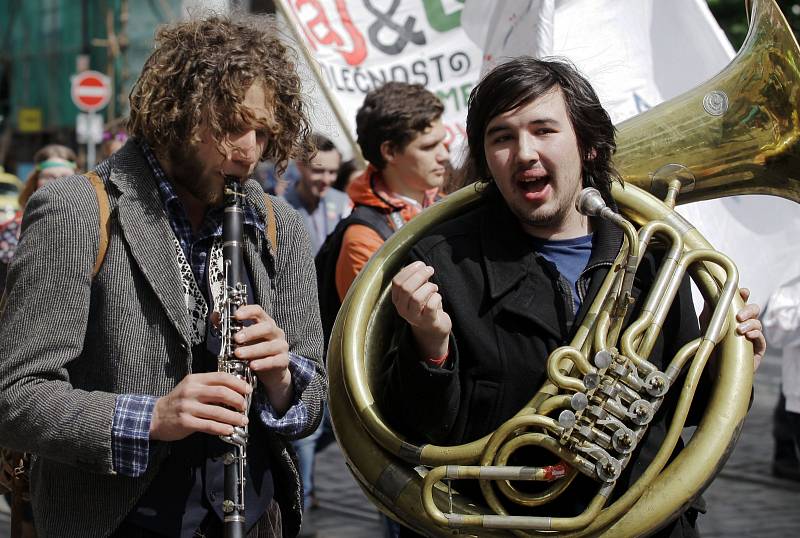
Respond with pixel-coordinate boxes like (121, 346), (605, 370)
(236, 319), (284, 344)
(204, 371), (252, 394)
(200, 385), (248, 411)
(235, 339), (288, 361)
(234, 304), (270, 323)
(196, 404), (249, 429)
(248, 356), (289, 373)
(193, 418), (241, 437)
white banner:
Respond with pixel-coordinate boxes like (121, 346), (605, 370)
(280, 0), (483, 151)
(462, 0), (735, 125)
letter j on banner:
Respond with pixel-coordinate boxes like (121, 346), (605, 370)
(281, 0), (482, 153)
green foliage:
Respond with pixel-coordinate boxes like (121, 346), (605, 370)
(707, 0), (800, 49)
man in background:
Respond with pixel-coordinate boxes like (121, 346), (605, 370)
(317, 81), (449, 538)
(763, 276), (800, 481)
(334, 82), (450, 301)
(284, 133), (351, 254)
(283, 133), (350, 537)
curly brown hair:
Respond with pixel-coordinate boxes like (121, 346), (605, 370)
(128, 15), (310, 175)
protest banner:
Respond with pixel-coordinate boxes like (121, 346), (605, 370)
(277, 0), (482, 156)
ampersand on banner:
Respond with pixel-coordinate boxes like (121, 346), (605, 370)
(364, 0), (427, 55)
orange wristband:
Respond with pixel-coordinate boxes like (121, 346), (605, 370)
(425, 349), (449, 367)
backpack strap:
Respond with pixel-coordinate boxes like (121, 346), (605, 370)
(82, 178), (278, 276)
(85, 171), (110, 278)
(348, 205), (400, 241)
(264, 193), (278, 254)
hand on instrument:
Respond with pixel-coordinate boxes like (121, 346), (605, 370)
(700, 287), (766, 371)
(231, 304), (294, 415)
(391, 261), (452, 360)
(735, 287), (766, 371)
(150, 372), (251, 441)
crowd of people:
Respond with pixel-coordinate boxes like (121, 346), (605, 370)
(0, 10), (786, 538)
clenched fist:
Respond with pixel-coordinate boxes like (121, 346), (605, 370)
(391, 261), (451, 361)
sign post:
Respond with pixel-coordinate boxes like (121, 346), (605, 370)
(71, 70), (111, 169)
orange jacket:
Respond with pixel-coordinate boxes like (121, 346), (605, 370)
(335, 166), (438, 300)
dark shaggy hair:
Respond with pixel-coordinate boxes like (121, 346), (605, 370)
(355, 82), (444, 170)
(127, 15), (310, 175)
(333, 158), (364, 192)
(466, 57), (620, 197)
(299, 133), (339, 164)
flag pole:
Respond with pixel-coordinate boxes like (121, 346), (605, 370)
(274, 0), (366, 168)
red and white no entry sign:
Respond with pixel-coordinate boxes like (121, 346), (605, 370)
(71, 70), (111, 112)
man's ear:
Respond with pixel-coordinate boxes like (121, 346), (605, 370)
(586, 147), (598, 161)
(380, 141), (395, 165)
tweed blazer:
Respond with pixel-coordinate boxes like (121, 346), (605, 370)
(0, 141), (327, 537)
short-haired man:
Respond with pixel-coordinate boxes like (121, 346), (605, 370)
(0, 15), (326, 537)
(284, 133), (351, 254)
(282, 133), (349, 535)
(334, 81), (450, 301)
(383, 57), (765, 536)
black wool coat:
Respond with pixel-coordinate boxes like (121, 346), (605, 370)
(379, 185), (707, 531)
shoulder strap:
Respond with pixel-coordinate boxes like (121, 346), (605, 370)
(0, 172), (111, 313)
(264, 193), (278, 254)
(85, 171), (110, 278)
(348, 205), (398, 241)
(82, 179), (278, 275)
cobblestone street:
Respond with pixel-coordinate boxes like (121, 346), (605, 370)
(2, 348), (798, 537)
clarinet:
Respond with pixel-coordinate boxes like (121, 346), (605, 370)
(218, 176), (255, 538)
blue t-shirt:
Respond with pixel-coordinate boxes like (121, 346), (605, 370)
(531, 234), (593, 313)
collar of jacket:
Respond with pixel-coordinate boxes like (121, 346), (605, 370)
(97, 140), (276, 348)
(347, 164), (440, 215)
(479, 183), (623, 301)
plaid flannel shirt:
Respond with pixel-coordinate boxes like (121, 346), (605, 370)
(111, 140), (316, 477)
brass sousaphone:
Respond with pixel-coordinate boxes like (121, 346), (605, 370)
(327, 0), (800, 535)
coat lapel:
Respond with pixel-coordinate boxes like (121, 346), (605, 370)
(107, 145), (192, 347)
(242, 180), (275, 315)
(480, 192), (564, 341)
(494, 266), (565, 342)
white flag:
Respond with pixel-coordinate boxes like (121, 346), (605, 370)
(462, 0), (734, 124)
(462, 0), (555, 74)
(461, 0), (800, 308)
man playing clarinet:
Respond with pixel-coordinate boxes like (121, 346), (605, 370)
(0, 14), (325, 538)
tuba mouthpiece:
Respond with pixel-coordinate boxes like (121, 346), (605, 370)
(576, 187), (608, 217)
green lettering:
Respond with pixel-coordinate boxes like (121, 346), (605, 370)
(436, 86), (460, 111)
(422, 0), (465, 33)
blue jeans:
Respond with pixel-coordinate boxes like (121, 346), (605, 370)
(292, 406), (334, 509)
